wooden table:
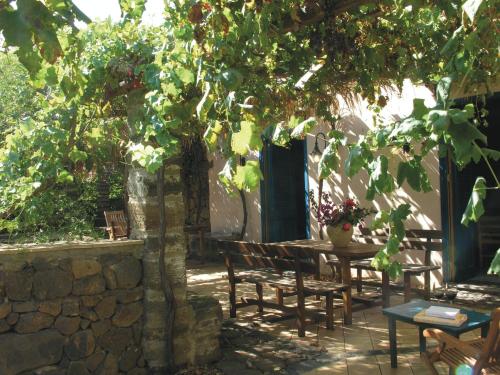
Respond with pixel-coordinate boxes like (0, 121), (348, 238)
(267, 239), (384, 324)
(383, 300), (491, 368)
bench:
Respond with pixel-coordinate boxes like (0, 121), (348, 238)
(327, 229), (442, 303)
(478, 216), (500, 270)
(218, 240), (351, 337)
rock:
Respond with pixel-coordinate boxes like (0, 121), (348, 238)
(95, 296), (116, 320)
(72, 259), (102, 279)
(5, 271), (33, 301)
(97, 353), (118, 375)
(110, 257), (142, 289)
(80, 319), (90, 330)
(85, 350), (106, 372)
(67, 361), (90, 375)
(38, 300), (62, 316)
(32, 366), (66, 375)
(114, 287), (143, 304)
(0, 319), (9, 333)
(119, 346), (141, 371)
(15, 312), (54, 333)
(6, 312), (19, 325)
(63, 298), (80, 316)
(73, 275), (106, 296)
(55, 316), (81, 336)
(0, 330), (64, 374)
(132, 322), (142, 345)
(0, 302), (11, 319)
(33, 269), (73, 300)
(112, 302), (143, 327)
(127, 369), (147, 375)
(13, 301), (37, 313)
(103, 266), (117, 290)
(80, 306), (98, 321)
(64, 330), (96, 360)
(81, 295), (101, 307)
(91, 319), (111, 337)
(98, 327), (133, 355)
(137, 355), (145, 368)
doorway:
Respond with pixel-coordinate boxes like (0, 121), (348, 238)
(440, 93), (500, 282)
(260, 139), (310, 242)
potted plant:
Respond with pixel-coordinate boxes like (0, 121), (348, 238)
(309, 190), (374, 247)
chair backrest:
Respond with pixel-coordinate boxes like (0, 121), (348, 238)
(478, 216), (500, 249)
(218, 240), (317, 275)
(104, 210), (128, 240)
(353, 228), (442, 265)
(475, 307), (500, 373)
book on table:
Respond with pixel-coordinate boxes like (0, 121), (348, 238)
(413, 306), (468, 327)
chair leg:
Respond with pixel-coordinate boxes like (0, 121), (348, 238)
(326, 292), (334, 330)
(335, 264), (342, 283)
(424, 271), (431, 300)
(256, 283), (263, 313)
(276, 288), (284, 306)
(356, 268), (363, 294)
(420, 352), (440, 375)
(229, 281), (236, 318)
(403, 272), (412, 303)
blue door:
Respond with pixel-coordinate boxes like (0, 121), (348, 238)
(260, 139), (310, 242)
(440, 93), (500, 281)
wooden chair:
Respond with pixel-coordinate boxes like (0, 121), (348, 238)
(104, 210), (129, 240)
(423, 307), (500, 374)
(478, 216), (500, 271)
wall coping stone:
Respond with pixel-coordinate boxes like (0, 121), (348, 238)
(0, 240), (144, 258)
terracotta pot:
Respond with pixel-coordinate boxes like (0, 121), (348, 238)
(326, 224), (353, 247)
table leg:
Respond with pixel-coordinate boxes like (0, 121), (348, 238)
(388, 317), (397, 368)
(314, 253), (321, 301)
(340, 257), (352, 325)
(418, 326), (427, 353)
(382, 270), (390, 308)
(481, 324), (489, 338)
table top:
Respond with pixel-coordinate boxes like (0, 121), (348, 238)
(268, 239), (380, 259)
(383, 300), (491, 333)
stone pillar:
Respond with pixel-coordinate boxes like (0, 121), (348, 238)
(126, 89), (221, 371)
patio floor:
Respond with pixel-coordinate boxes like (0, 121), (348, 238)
(186, 261), (491, 375)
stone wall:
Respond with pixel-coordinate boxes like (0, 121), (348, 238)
(0, 240), (146, 375)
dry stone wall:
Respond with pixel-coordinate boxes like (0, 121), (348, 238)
(0, 240), (146, 375)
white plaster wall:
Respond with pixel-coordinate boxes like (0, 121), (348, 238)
(208, 151), (261, 241)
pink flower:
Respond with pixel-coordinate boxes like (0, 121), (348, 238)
(342, 223), (352, 231)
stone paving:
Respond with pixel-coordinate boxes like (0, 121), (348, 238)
(185, 262), (492, 375)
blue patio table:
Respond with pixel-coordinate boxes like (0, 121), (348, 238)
(382, 299), (491, 368)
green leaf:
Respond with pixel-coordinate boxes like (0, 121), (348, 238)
(482, 148), (500, 162)
(56, 170), (73, 184)
(119, 0), (146, 20)
(447, 122), (487, 164)
(345, 144), (367, 177)
(176, 67), (195, 85)
(219, 68), (243, 90)
(411, 98), (429, 120)
(218, 158), (236, 195)
(462, 0), (483, 22)
(366, 156), (394, 200)
(231, 121), (263, 156)
(427, 110), (450, 133)
(271, 122), (291, 147)
(233, 161), (263, 191)
(488, 249), (500, 276)
(203, 121), (223, 151)
(461, 177), (487, 226)
(290, 117), (317, 139)
(68, 147), (87, 163)
(436, 77), (452, 108)
(396, 158), (431, 192)
(318, 140), (339, 179)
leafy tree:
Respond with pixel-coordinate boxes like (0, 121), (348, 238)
(0, 0), (498, 276)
